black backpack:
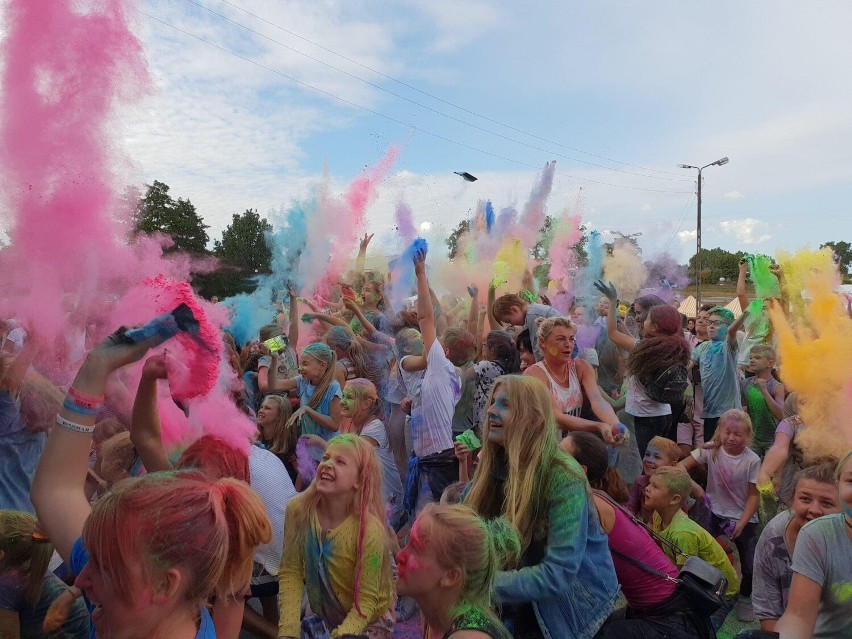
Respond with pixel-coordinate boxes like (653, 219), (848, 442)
(644, 364), (689, 404)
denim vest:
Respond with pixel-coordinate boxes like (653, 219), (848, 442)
(494, 460), (620, 638)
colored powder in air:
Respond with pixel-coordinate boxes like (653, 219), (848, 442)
(394, 201), (416, 245)
(572, 230), (605, 302)
(517, 160), (556, 247)
(768, 260), (852, 460)
(224, 293), (275, 347)
(484, 200), (495, 234)
(548, 213), (584, 283)
(604, 240), (649, 301)
(388, 238), (428, 310)
(745, 254), (782, 301)
(491, 238), (526, 289)
(777, 247), (838, 319)
(642, 253), (689, 304)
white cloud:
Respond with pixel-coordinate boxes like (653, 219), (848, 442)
(724, 191), (745, 200)
(678, 229), (697, 242)
(719, 218), (771, 245)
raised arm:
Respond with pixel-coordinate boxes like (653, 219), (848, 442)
(415, 248), (436, 355)
(467, 286), (479, 335)
(355, 232), (373, 274)
(130, 353), (173, 474)
(31, 331), (156, 562)
(727, 309), (747, 349)
(594, 280), (635, 351)
(487, 284), (500, 331)
(287, 286), (299, 347)
(737, 259), (749, 312)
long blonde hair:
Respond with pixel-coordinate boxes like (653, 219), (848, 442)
(464, 375), (585, 551)
(287, 342), (337, 431)
(282, 434), (392, 614)
(259, 395), (296, 454)
(0, 510), (53, 603)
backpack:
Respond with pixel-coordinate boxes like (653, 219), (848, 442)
(644, 364), (689, 404)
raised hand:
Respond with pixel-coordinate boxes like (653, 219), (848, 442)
(593, 280), (618, 302)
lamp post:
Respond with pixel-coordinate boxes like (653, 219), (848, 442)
(677, 157), (729, 307)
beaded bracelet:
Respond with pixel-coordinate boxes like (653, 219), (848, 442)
(55, 414), (95, 434)
(63, 398), (99, 417)
(67, 387), (104, 411)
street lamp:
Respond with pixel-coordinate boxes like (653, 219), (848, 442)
(677, 157), (729, 307)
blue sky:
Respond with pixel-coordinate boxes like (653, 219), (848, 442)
(117, 0), (852, 261)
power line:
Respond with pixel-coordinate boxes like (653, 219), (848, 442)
(662, 191), (695, 253)
(197, 0), (689, 179)
(181, 0), (689, 182)
(140, 10), (693, 195)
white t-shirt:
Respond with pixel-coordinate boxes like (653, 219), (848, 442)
(691, 446), (760, 522)
(249, 445), (296, 575)
(414, 341), (461, 457)
(626, 375), (672, 417)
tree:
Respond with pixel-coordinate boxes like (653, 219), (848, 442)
(214, 209), (273, 274)
(820, 240), (852, 283)
(132, 181), (209, 254)
(687, 247), (744, 284)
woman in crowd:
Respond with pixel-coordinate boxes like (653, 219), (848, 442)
(523, 317), (620, 443)
(463, 374), (619, 638)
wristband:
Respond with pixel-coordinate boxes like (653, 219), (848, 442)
(68, 387), (104, 410)
(55, 414), (95, 434)
(63, 398), (100, 416)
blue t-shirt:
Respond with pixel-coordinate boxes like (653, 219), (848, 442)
(70, 537), (216, 639)
(0, 390), (45, 514)
(691, 339), (742, 418)
(294, 376), (342, 441)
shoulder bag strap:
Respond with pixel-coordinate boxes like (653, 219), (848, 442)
(593, 489), (686, 560)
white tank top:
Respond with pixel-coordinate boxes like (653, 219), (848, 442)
(532, 360), (583, 417)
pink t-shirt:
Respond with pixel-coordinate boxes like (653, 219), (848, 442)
(692, 446), (761, 522)
(606, 498), (678, 608)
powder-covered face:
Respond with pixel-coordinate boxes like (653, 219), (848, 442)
(719, 420), (750, 455)
(643, 445), (674, 476)
(340, 387), (370, 420)
(707, 314), (731, 342)
(541, 326), (576, 361)
(396, 518), (446, 598)
(791, 479), (840, 527)
(486, 386), (510, 446)
(316, 443), (360, 496)
(298, 354), (327, 384)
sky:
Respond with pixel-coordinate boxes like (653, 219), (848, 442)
(20, 0), (852, 262)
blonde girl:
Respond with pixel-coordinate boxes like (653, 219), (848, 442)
(463, 375), (619, 638)
(680, 408), (761, 622)
(396, 503), (516, 639)
(278, 434), (395, 638)
(0, 510), (89, 638)
(270, 342), (342, 441)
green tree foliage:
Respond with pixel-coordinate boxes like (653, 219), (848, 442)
(820, 240), (852, 283)
(132, 180), (209, 254)
(214, 209), (273, 274)
(687, 247), (744, 284)
(446, 219), (471, 260)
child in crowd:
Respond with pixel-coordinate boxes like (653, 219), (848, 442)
(757, 392), (807, 508)
(256, 394), (298, 482)
(690, 307), (745, 441)
(278, 434), (395, 638)
(752, 461), (840, 631)
(678, 305), (712, 457)
(257, 289), (300, 404)
(340, 378), (404, 528)
(514, 329), (535, 371)
(680, 409), (761, 622)
(0, 509), (90, 638)
(645, 466), (741, 631)
(741, 344), (785, 456)
(492, 293), (561, 361)
(627, 435), (682, 520)
(776, 451), (852, 638)
(269, 342), (342, 441)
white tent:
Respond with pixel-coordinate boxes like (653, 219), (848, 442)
(724, 297), (743, 318)
(678, 295), (697, 318)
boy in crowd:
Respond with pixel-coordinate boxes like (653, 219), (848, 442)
(741, 344), (785, 457)
(627, 435), (682, 521)
(752, 462), (840, 632)
(691, 306), (745, 441)
(492, 293), (561, 361)
(678, 304), (712, 457)
(646, 466), (741, 631)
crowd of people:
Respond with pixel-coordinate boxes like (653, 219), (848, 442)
(1, 240), (851, 639)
